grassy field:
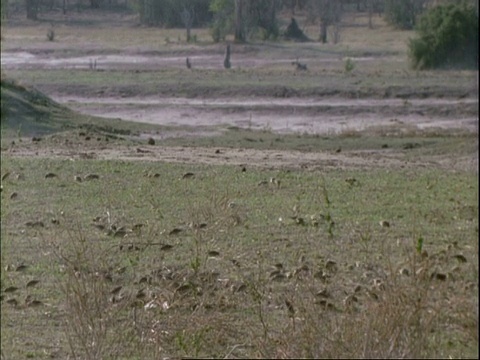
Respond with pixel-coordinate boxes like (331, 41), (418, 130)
(1, 151), (478, 359)
(1, 7), (478, 359)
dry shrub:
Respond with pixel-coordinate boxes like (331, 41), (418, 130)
(51, 226), (143, 359)
(250, 250), (476, 359)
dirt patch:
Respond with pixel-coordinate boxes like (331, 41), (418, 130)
(5, 138), (478, 173)
(54, 95), (478, 135)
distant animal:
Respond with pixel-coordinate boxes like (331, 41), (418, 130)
(292, 58), (307, 71)
(186, 57), (192, 69)
(224, 44), (231, 69)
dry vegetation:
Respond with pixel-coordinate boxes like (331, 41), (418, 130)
(1, 6), (478, 360)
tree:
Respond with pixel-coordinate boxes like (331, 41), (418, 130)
(308, 0), (342, 43)
(180, 5), (194, 42)
(408, 2), (478, 69)
(26, 0), (39, 20)
(211, 0), (279, 43)
(210, 0), (234, 42)
(234, 0), (245, 42)
(1, 0), (8, 20)
(384, 0), (428, 30)
(135, 0), (211, 28)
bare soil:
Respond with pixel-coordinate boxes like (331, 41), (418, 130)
(1, 18), (478, 172)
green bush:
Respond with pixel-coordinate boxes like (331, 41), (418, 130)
(408, 2), (478, 70)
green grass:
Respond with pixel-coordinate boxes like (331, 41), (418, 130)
(1, 8), (478, 359)
(1, 154), (478, 358)
(0, 77), (176, 137)
(4, 64), (477, 100)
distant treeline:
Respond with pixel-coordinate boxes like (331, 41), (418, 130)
(1, 1), (478, 43)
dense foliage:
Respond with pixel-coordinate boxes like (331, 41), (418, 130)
(384, 0), (426, 30)
(408, 2), (478, 69)
(133, 0), (213, 28)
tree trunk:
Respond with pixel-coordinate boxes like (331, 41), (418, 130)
(1, 0), (9, 20)
(26, 0), (38, 20)
(367, 0), (373, 29)
(181, 7), (194, 43)
(234, 0), (245, 43)
(320, 21), (327, 43)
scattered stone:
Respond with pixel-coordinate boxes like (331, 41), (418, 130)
(136, 289), (146, 299)
(15, 264), (28, 272)
(372, 278), (384, 290)
(315, 288), (330, 298)
(453, 254), (467, 263)
(132, 223), (145, 230)
(25, 221), (44, 228)
(160, 244), (173, 251)
(26, 299), (43, 307)
(4, 286), (18, 293)
(354, 285), (363, 293)
(84, 174), (100, 181)
(10, 192), (18, 199)
(26, 280), (40, 288)
(169, 228), (183, 235)
(314, 299), (336, 311)
(93, 223), (105, 231)
(110, 286), (123, 295)
(379, 220), (390, 228)
(431, 272), (447, 281)
(234, 283), (247, 293)
(175, 283), (192, 294)
(6, 298), (18, 306)
(182, 172), (195, 179)
(113, 227), (127, 238)
(270, 273), (286, 281)
(45, 173), (57, 179)
(399, 268), (410, 276)
(325, 260), (337, 271)
(231, 259), (240, 267)
(74, 175), (82, 182)
(285, 299), (295, 316)
(208, 250), (220, 257)
(345, 178), (357, 186)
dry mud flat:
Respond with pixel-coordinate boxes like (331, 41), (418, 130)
(2, 47), (478, 172)
(2, 49), (478, 136)
(54, 95), (479, 136)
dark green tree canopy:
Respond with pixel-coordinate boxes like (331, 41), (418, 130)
(408, 2), (478, 69)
